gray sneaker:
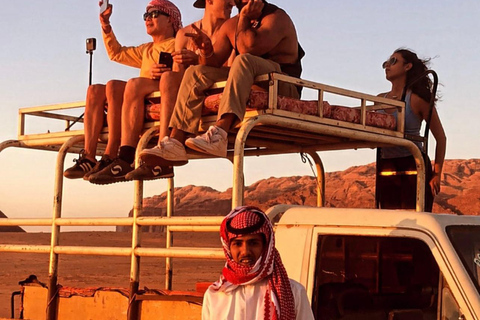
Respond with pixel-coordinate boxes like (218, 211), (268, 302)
(139, 137), (188, 167)
(88, 158), (133, 185)
(125, 164), (174, 181)
(185, 125), (228, 157)
(64, 150), (96, 179)
(83, 155), (114, 181)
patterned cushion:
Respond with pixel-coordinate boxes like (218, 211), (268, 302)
(203, 90), (332, 117)
(144, 90), (396, 130)
(145, 103), (161, 121)
(330, 105), (396, 130)
(202, 90), (270, 115)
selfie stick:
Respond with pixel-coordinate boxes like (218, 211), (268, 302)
(88, 52), (93, 86)
(66, 38), (97, 131)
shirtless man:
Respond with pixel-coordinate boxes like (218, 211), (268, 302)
(201, 206), (315, 319)
(125, 0), (236, 181)
(138, 0), (304, 167)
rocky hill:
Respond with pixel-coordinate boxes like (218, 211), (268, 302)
(121, 159), (480, 232)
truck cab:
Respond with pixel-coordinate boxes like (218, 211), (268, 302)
(273, 206), (480, 320)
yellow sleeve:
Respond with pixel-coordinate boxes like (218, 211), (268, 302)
(102, 28), (146, 69)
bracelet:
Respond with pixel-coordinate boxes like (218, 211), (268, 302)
(199, 50), (214, 59)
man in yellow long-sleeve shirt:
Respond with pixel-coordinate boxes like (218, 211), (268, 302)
(64, 0), (181, 183)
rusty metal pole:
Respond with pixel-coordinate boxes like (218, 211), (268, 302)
(165, 177), (174, 290)
(47, 135), (84, 320)
(128, 178), (142, 320)
(306, 151), (325, 207)
(232, 117), (261, 208)
(127, 126), (159, 320)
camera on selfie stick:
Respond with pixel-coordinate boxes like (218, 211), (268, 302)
(65, 38), (97, 131)
(86, 38), (97, 86)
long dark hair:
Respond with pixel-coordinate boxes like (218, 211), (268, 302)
(395, 48), (435, 104)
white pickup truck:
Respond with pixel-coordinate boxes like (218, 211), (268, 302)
(272, 205), (480, 320)
(14, 205), (480, 320)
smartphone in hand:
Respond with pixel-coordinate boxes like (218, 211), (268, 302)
(100, 0), (109, 14)
(159, 52), (173, 69)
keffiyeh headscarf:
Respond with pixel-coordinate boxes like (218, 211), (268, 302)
(212, 206), (295, 320)
(146, 0), (183, 33)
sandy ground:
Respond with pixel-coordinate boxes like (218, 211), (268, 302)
(0, 232), (224, 319)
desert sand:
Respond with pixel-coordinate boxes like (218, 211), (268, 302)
(0, 231), (224, 319)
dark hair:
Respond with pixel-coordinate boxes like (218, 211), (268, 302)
(394, 48), (436, 104)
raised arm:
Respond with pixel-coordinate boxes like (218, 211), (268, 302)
(171, 26), (200, 73)
(186, 23), (233, 68)
(99, 1), (112, 34)
(235, 1), (292, 58)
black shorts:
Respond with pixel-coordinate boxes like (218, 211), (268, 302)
(377, 154), (434, 212)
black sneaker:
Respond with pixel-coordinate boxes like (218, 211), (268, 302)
(125, 164), (174, 181)
(87, 158), (133, 185)
(83, 155), (114, 181)
(64, 151), (96, 179)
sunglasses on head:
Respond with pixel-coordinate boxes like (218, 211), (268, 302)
(382, 56), (398, 69)
(143, 10), (169, 21)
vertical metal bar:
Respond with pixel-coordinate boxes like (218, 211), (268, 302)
(47, 135), (84, 320)
(127, 125), (159, 320)
(232, 118), (261, 208)
(165, 177), (174, 290)
(18, 111), (25, 137)
(409, 146), (426, 212)
(306, 151), (325, 207)
(318, 89), (324, 118)
(360, 99), (366, 126)
(128, 179), (142, 320)
(267, 73), (279, 114)
(397, 101), (405, 134)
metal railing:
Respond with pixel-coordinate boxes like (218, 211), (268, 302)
(0, 214), (225, 320)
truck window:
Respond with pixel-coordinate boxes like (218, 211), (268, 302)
(312, 235), (439, 320)
(446, 225), (480, 294)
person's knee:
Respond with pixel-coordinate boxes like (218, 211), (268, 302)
(160, 71), (182, 92)
(230, 53), (255, 72)
(160, 71), (174, 90)
(86, 84), (107, 112)
(125, 77), (158, 97)
(126, 78), (143, 92)
(185, 64), (213, 79)
(105, 80), (126, 98)
(87, 84), (105, 98)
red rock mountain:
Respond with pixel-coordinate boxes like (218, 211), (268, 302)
(132, 159), (480, 227)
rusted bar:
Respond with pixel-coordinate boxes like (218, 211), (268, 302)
(47, 135), (84, 320)
(306, 151), (326, 207)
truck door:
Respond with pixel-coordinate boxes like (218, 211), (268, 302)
(310, 234), (469, 320)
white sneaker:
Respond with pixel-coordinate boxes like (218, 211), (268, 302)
(140, 137), (189, 167)
(185, 126), (228, 157)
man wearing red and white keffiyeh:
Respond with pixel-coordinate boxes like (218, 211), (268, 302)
(202, 206), (314, 320)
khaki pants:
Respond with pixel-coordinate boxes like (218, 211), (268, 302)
(169, 54), (299, 134)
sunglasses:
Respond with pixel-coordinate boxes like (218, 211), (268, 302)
(143, 10), (169, 21)
(382, 56), (398, 69)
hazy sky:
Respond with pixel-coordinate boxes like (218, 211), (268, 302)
(1, 0), (479, 230)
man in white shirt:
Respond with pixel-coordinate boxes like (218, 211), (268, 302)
(202, 206), (315, 320)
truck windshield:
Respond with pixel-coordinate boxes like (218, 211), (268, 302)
(446, 225), (480, 294)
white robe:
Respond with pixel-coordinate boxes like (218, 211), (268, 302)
(202, 278), (315, 320)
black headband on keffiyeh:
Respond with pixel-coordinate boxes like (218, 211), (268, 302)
(213, 206), (296, 320)
(146, 0), (183, 34)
